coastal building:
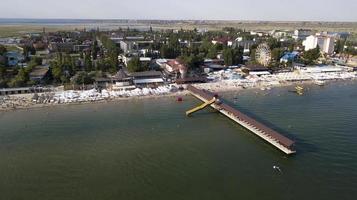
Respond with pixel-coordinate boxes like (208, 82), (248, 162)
(250, 31), (266, 37)
(49, 42), (74, 53)
(293, 29), (313, 40)
(35, 49), (50, 57)
(175, 77), (207, 84)
(165, 59), (188, 79)
(140, 57), (152, 65)
(73, 44), (90, 52)
(95, 70), (134, 90)
(280, 52), (299, 63)
(29, 66), (50, 83)
(232, 39), (256, 54)
(320, 31), (350, 40)
(299, 65), (345, 73)
(204, 59), (225, 65)
(303, 35), (335, 54)
(130, 71), (164, 87)
(212, 37), (233, 46)
(119, 38), (153, 54)
(156, 59), (188, 80)
(125, 36), (145, 41)
(5, 51), (24, 67)
(202, 63), (227, 74)
(0, 37), (21, 45)
(120, 41), (135, 53)
(32, 41), (47, 50)
(110, 37), (124, 44)
(271, 30), (291, 39)
(155, 59), (168, 68)
(0, 87), (49, 96)
(120, 55), (152, 67)
(241, 65), (270, 76)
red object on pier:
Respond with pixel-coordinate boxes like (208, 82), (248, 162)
(177, 97), (183, 102)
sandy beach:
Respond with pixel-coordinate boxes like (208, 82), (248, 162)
(2, 76), (355, 112)
(0, 90), (190, 112)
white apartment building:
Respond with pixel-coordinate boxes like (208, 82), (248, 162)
(303, 35), (335, 54)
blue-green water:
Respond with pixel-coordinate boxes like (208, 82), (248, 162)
(0, 81), (357, 200)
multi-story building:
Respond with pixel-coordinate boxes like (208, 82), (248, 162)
(303, 35), (335, 54)
(232, 38), (257, 54)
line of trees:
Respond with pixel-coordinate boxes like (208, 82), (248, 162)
(8, 57), (43, 87)
(0, 45), (7, 87)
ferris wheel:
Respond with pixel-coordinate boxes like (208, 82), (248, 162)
(255, 43), (272, 66)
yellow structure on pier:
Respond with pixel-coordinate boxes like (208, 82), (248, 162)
(295, 86), (304, 95)
(186, 98), (217, 116)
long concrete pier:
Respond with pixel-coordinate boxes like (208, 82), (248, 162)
(186, 85), (296, 155)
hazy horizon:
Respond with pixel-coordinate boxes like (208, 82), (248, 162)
(1, 0), (356, 22)
(0, 18), (356, 23)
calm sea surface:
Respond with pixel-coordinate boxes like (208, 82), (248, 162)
(1, 81), (357, 200)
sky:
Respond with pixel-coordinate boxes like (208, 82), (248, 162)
(0, 0), (356, 22)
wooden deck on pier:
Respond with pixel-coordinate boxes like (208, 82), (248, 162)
(186, 85), (296, 155)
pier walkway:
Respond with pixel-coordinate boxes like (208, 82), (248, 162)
(186, 85), (296, 155)
(186, 97), (216, 116)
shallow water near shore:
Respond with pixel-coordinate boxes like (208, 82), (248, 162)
(0, 81), (357, 200)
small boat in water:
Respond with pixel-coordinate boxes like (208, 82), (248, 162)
(273, 166), (282, 173)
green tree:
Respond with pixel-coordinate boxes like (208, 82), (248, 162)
(335, 39), (347, 54)
(223, 48), (233, 66)
(8, 56), (45, 87)
(232, 46), (244, 65)
(223, 47), (243, 66)
(84, 54), (93, 72)
(179, 54), (203, 70)
(160, 45), (177, 59)
(0, 45), (7, 56)
(49, 53), (75, 84)
(207, 45), (218, 59)
(0, 65), (7, 88)
(23, 45), (36, 60)
(9, 68), (28, 87)
(127, 57), (144, 72)
(71, 72), (95, 85)
(303, 46), (321, 64)
(108, 49), (119, 72)
(92, 40), (99, 60)
(271, 48), (285, 63)
(98, 33), (119, 72)
(345, 46), (357, 56)
(267, 38), (281, 49)
(27, 57), (43, 67)
(0, 64), (6, 87)
(0, 64), (5, 78)
(199, 39), (213, 55)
